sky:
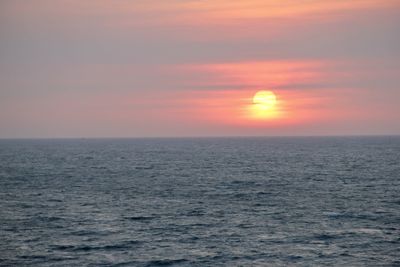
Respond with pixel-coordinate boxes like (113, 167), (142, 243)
(1, 0), (399, 138)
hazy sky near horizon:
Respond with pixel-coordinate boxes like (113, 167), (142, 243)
(1, 0), (400, 137)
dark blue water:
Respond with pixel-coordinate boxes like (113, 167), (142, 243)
(1, 137), (399, 266)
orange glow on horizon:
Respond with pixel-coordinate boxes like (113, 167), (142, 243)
(178, 60), (330, 127)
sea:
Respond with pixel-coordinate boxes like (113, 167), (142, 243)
(0, 137), (399, 266)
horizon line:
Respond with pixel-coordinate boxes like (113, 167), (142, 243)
(1, 134), (399, 140)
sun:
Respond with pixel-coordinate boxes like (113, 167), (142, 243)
(252, 90), (277, 109)
(246, 90), (279, 120)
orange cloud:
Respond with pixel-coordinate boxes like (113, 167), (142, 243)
(185, 60), (326, 89)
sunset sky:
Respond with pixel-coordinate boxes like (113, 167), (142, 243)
(1, 0), (399, 137)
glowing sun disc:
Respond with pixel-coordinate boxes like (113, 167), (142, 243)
(253, 90), (276, 109)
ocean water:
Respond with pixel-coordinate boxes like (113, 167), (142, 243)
(0, 137), (399, 266)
